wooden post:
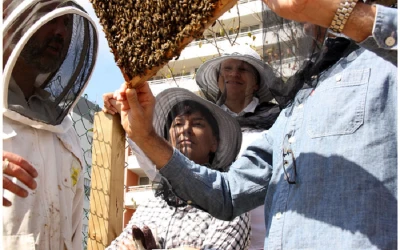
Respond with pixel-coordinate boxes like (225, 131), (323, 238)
(88, 112), (125, 250)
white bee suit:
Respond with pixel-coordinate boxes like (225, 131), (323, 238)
(3, 117), (85, 250)
(2, 1), (98, 249)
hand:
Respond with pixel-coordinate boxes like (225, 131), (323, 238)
(102, 92), (121, 115)
(3, 151), (38, 207)
(263, 0), (376, 42)
(117, 82), (157, 144)
(131, 225), (159, 250)
(117, 237), (138, 250)
(262, 0), (340, 28)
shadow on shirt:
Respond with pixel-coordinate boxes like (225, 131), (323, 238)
(265, 153), (397, 250)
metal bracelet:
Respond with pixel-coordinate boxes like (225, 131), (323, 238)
(329, 0), (359, 33)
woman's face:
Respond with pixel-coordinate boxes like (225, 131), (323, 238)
(217, 59), (259, 100)
(169, 111), (218, 165)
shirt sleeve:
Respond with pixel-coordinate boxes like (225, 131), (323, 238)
(127, 138), (161, 182)
(202, 213), (251, 250)
(358, 5), (397, 64)
(159, 131), (274, 221)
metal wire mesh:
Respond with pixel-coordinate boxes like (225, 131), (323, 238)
(71, 95), (131, 249)
(70, 95), (100, 250)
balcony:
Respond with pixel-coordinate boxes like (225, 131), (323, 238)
(148, 55), (303, 87)
(124, 185), (154, 209)
(187, 28), (263, 48)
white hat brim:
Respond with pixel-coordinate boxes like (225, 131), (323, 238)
(195, 54), (279, 103)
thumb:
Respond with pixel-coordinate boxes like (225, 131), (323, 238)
(125, 88), (140, 110)
(132, 225), (146, 250)
(142, 225), (158, 249)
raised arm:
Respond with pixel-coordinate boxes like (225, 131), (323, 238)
(116, 83), (272, 220)
(158, 133), (273, 220)
(117, 82), (174, 169)
(263, 0), (397, 62)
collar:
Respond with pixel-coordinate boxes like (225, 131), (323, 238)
(221, 97), (259, 117)
(8, 77), (52, 108)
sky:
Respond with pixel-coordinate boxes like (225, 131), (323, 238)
(79, 0), (125, 107)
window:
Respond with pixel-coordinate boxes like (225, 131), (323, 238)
(250, 25), (260, 31)
(240, 27), (249, 33)
(139, 177), (149, 185)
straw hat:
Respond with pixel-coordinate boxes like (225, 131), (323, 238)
(195, 45), (279, 104)
(153, 88), (242, 170)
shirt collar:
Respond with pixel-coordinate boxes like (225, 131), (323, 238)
(220, 97), (259, 117)
(8, 77), (52, 106)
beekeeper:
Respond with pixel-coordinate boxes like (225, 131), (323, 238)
(2, 1), (98, 249)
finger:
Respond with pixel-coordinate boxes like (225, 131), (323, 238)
(114, 83), (128, 100)
(109, 99), (120, 113)
(121, 238), (137, 250)
(142, 225), (158, 249)
(104, 92), (121, 114)
(135, 82), (152, 98)
(135, 83), (156, 119)
(3, 151), (38, 178)
(3, 161), (37, 190)
(3, 176), (29, 198)
(3, 197), (12, 207)
(132, 225), (146, 248)
(102, 92), (113, 102)
(103, 93), (116, 114)
(103, 106), (118, 115)
(125, 88), (140, 111)
(103, 107), (116, 115)
(117, 241), (129, 250)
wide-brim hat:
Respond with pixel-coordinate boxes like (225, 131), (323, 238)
(195, 45), (280, 104)
(153, 88), (242, 170)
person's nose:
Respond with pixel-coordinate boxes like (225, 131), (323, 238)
(180, 121), (192, 135)
(52, 17), (68, 39)
(226, 68), (241, 78)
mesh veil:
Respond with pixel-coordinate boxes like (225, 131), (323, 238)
(262, 2), (327, 108)
(3, 0), (98, 126)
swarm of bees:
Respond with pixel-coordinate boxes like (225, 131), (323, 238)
(90, 0), (236, 88)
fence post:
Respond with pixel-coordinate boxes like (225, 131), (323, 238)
(87, 112), (125, 250)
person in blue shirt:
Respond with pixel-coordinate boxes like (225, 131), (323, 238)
(112, 0), (397, 249)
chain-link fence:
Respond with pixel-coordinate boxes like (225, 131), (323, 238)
(71, 94), (101, 250)
(72, 94), (131, 250)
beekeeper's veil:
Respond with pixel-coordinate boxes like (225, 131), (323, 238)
(3, 0), (98, 132)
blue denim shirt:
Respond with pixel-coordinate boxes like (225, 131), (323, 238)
(160, 5), (397, 250)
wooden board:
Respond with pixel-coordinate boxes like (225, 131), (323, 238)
(87, 112), (126, 249)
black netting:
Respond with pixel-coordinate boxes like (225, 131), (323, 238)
(261, 2), (326, 109)
(261, 1), (397, 110)
(4, 0), (98, 125)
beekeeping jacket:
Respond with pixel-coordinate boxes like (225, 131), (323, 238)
(2, 1), (98, 249)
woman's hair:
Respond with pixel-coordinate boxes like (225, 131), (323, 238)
(164, 100), (220, 164)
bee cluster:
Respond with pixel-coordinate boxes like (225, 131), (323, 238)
(90, 0), (218, 81)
